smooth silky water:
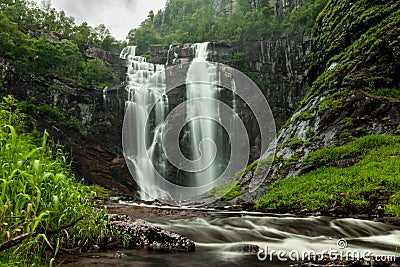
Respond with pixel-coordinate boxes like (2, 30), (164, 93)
(60, 203), (400, 266)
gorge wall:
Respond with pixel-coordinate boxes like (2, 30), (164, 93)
(0, 31), (310, 197)
(0, 49), (136, 195)
(211, 0), (303, 19)
(138, 32), (309, 128)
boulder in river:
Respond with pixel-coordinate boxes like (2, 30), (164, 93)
(106, 214), (195, 252)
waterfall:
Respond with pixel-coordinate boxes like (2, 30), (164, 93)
(121, 46), (169, 200)
(121, 43), (243, 201)
(186, 42), (221, 186)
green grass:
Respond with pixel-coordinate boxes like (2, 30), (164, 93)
(304, 134), (400, 165)
(255, 134), (400, 214)
(208, 180), (243, 201)
(386, 192), (400, 216)
(0, 96), (115, 265)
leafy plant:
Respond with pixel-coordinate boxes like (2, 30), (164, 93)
(0, 97), (116, 265)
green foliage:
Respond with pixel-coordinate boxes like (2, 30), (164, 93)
(0, 97), (115, 265)
(128, 0), (328, 45)
(281, 137), (304, 149)
(21, 101), (88, 136)
(87, 185), (113, 199)
(222, 52), (249, 70)
(282, 0), (328, 34)
(0, 1), (120, 86)
(0, 95), (25, 130)
(317, 95), (344, 115)
(83, 58), (116, 88)
(340, 117), (353, 126)
(298, 111), (313, 121)
(208, 180), (243, 200)
(363, 87), (400, 99)
(305, 128), (314, 138)
(255, 134), (400, 212)
(340, 129), (353, 140)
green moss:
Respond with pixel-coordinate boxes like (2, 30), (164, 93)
(304, 134), (400, 166)
(317, 96), (343, 115)
(364, 87), (400, 99)
(340, 129), (353, 140)
(87, 185), (113, 199)
(285, 155), (300, 166)
(281, 138), (304, 149)
(305, 128), (314, 138)
(305, 1), (400, 112)
(385, 192), (400, 216)
(255, 134), (400, 213)
(340, 117), (353, 126)
(20, 101), (88, 136)
(208, 180), (243, 201)
(298, 111), (314, 121)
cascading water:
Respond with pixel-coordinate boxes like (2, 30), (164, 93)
(121, 46), (169, 200)
(121, 43), (240, 200)
(185, 42), (221, 186)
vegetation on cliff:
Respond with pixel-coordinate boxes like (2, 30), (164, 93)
(256, 134), (400, 215)
(0, 0), (118, 88)
(0, 96), (116, 265)
(255, 0), (400, 214)
(128, 0), (328, 46)
(0, 3), (137, 265)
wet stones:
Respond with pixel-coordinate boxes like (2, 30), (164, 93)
(106, 214), (196, 252)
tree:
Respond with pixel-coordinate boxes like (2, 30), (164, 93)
(82, 58), (115, 88)
(55, 39), (84, 78)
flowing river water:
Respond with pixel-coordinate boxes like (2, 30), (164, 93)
(60, 202), (400, 267)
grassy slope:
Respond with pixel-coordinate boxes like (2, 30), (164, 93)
(255, 134), (400, 215)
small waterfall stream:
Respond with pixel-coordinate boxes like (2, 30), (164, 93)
(186, 42), (221, 186)
(121, 46), (169, 200)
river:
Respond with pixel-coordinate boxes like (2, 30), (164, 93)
(60, 202), (400, 266)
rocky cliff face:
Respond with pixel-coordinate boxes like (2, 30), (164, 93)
(237, 0), (400, 203)
(211, 0), (303, 19)
(0, 51), (137, 195)
(139, 33), (309, 129)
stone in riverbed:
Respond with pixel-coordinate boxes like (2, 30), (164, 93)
(106, 214), (195, 252)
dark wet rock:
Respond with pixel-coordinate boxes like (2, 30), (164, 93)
(113, 251), (127, 258)
(106, 214), (196, 252)
(228, 244), (260, 254)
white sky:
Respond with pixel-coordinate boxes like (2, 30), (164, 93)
(34, 0), (167, 40)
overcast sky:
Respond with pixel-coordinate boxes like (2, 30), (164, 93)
(34, 0), (167, 40)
